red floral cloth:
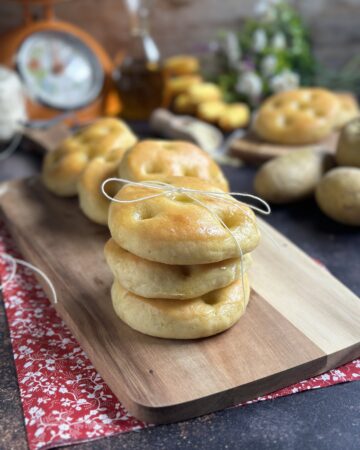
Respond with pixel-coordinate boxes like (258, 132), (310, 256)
(0, 220), (359, 450)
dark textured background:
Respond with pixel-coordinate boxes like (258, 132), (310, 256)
(0, 129), (359, 449)
(1, 0), (360, 68)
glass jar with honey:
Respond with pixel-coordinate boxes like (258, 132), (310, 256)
(114, 0), (164, 120)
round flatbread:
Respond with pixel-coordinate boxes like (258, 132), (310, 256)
(108, 176), (260, 265)
(42, 118), (137, 196)
(254, 88), (340, 145)
(118, 140), (229, 192)
(105, 238), (252, 299)
(111, 275), (251, 339)
(78, 148), (128, 225)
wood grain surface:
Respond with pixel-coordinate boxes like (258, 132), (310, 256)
(230, 131), (339, 165)
(0, 177), (359, 424)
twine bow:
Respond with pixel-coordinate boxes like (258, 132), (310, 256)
(102, 177), (271, 301)
(0, 253), (58, 304)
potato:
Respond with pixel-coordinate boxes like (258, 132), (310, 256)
(218, 103), (250, 131)
(315, 167), (360, 226)
(197, 100), (226, 123)
(186, 83), (222, 105)
(173, 93), (196, 114)
(254, 149), (334, 204)
(336, 117), (360, 167)
(166, 75), (203, 97)
(164, 55), (200, 76)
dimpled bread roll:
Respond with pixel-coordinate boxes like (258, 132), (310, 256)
(78, 148), (127, 225)
(254, 88), (340, 145)
(118, 140), (229, 191)
(108, 176), (260, 265)
(105, 238), (252, 299)
(111, 275), (250, 339)
(42, 118), (137, 196)
(334, 93), (359, 129)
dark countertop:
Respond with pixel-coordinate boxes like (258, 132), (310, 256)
(0, 135), (359, 450)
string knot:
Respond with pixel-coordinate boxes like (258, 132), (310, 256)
(175, 187), (186, 195)
(101, 177), (271, 302)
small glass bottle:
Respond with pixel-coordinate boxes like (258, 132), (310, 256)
(114, 0), (164, 120)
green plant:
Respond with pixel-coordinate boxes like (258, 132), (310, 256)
(213, 0), (316, 106)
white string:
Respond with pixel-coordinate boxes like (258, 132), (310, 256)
(0, 132), (23, 162)
(186, 192), (247, 299)
(101, 177), (271, 215)
(101, 177), (271, 300)
(0, 253), (57, 304)
(0, 253), (17, 290)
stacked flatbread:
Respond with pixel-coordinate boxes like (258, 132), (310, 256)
(105, 176), (260, 339)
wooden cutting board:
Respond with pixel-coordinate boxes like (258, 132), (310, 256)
(1, 177), (360, 424)
(230, 130), (339, 165)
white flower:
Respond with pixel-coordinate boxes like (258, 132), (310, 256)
(236, 71), (263, 100)
(59, 386), (68, 394)
(60, 398), (71, 407)
(59, 433), (71, 439)
(8, 295), (22, 306)
(29, 406), (45, 419)
(34, 427), (45, 438)
(59, 424), (70, 431)
(99, 413), (112, 424)
(224, 32), (241, 68)
(252, 29), (267, 52)
(19, 345), (32, 353)
(269, 70), (299, 93)
(254, 0), (279, 22)
(271, 32), (287, 50)
(260, 55), (277, 76)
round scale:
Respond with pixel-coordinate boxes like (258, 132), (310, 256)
(0, 0), (118, 123)
(17, 30), (104, 110)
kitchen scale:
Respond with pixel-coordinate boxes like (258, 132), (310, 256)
(0, 0), (117, 124)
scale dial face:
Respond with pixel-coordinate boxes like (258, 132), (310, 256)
(16, 30), (104, 110)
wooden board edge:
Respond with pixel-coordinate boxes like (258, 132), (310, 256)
(122, 353), (339, 424)
(257, 219), (360, 304)
(123, 334), (360, 424)
(230, 132), (339, 165)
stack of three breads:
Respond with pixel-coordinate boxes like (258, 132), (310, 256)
(104, 176), (260, 339)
